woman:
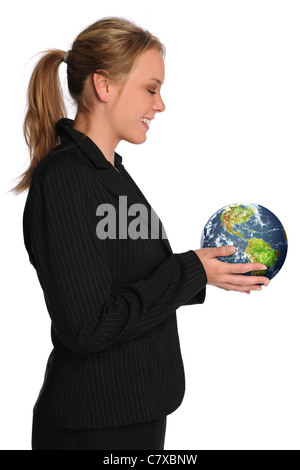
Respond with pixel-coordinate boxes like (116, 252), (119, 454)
(12, 17), (269, 450)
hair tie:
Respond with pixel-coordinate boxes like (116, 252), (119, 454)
(63, 50), (70, 64)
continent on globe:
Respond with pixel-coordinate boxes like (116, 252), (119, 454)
(245, 238), (279, 276)
(201, 203), (288, 281)
(221, 204), (256, 239)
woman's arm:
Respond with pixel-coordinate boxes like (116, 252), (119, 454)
(24, 165), (207, 355)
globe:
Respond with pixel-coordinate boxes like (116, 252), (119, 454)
(200, 203), (288, 280)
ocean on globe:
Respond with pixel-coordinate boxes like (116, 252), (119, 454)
(201, 203), (288, 280)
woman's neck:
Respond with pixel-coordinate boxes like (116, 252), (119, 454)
(73, 111), (119, 168)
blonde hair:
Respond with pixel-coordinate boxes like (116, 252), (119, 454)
(11, 17), (165, 195)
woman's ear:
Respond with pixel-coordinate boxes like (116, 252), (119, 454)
(92, 72), (111, 103)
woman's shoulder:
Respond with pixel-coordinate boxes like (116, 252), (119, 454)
(31, 143), (93, 189)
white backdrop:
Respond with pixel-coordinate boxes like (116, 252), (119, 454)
(1, 0), (299, 450)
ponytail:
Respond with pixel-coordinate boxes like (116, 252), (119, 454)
(11, 49), (67, 194)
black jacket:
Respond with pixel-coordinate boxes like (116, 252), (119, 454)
(23, 118), (207, 429)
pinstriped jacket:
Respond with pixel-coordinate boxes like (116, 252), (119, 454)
(23, 118), (207, 429)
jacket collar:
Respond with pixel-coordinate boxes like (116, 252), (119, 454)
(55, 118), (123, 170)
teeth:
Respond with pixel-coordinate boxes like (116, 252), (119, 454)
(141, 118), (151, 126)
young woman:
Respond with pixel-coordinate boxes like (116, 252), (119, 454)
(12, 17), (269, 450)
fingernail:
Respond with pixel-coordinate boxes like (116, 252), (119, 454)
(228, 246), (236, 254)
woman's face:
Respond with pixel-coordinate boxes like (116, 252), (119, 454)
(108, 48), (166, 145)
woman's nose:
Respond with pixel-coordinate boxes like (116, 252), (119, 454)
(153, 93), (166, 113)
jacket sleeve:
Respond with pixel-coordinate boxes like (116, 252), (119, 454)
(182, 288), (206, 305)
(24, 165), (207, 354)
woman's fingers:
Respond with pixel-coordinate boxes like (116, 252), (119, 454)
(194, 246), (271, 292)
(214, 281), (265, 293)
(228, 262), (267, 274)
(199, 246), (267, 273)
(221, 274), (269, 286)
(204, 245), (236, 259)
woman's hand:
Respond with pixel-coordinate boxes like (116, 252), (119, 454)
(194, 246), (270, 294)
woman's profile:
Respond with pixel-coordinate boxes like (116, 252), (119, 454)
(11, 17), (269, 450)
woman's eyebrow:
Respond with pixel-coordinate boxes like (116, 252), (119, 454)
(148, 78), (163, 85)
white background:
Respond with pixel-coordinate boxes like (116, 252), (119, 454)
(1, 0), (299, 450)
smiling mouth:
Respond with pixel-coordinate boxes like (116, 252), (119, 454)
(140, 118), (151, 126)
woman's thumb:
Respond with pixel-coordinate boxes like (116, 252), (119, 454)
(216, 245), (236, 257)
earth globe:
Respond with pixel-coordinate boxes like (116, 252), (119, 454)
(200, 203), (288, 280)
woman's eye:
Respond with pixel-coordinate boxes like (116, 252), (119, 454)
(147, 89), (157, 95)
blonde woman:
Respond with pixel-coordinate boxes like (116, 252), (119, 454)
(13, 17), (269, 450)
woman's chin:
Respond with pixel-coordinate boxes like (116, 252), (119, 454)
(125, 133), (147, 145)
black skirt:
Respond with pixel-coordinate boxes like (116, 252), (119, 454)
(32, 416), (167, 450)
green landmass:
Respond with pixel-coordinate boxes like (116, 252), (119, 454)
(220, 204), (278, 276)
(221, 204), (257, 239)
(245, 238), (279, 275)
